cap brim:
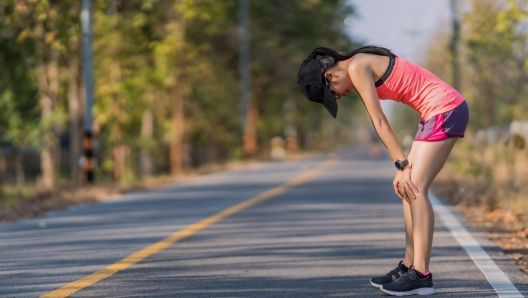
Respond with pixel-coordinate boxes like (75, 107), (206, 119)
(322, 88), (338, 118)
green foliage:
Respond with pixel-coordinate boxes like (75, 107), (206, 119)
(0, 1), (40, 148)
(1, 0), (361, 185)
(0, 185), (35, 207)
(410, 0), (528, 216)
(0, 91), (40, 148)
(464, 0), (528, 128)
(394, 0), (528, 137)
(249, 0), (361, 147)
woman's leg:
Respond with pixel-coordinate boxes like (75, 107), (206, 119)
(402, 143), (417, 268)
(407, 138), (458, 273)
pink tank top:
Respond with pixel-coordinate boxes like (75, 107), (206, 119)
(374, 57), (464, 121)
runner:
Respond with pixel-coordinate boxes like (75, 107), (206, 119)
(296, 46), (469, 296)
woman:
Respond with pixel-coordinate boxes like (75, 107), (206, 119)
(297, 46), (469, 296)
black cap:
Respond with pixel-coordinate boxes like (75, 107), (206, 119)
(297, 55), (338, 118)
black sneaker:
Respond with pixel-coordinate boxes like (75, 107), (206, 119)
(370, 260), (409, 288)
(380, 269), (434, 296)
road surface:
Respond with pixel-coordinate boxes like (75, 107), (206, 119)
(0, 146), (526, 297)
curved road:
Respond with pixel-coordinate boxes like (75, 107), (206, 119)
(0, 146), (526, 297)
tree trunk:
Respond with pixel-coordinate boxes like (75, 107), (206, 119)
(0, 146), (5, 186)
(108, 0), (120, 14)
(106, 55), (128, 181)
(49, 44), (60, 189)
(170, 81), (184, 175)
(449, 0), (461, 91)
(111, 100), (127, 181)
(243, 102), (258, 157)
(111, 112), (126, 180)
(15, 150), (25, 187)
(169, 6), (186, 175)
(36, 29), (59, 191)
(140, 109), (154, 178)
(37, 63), (56, 191)
(112, 144), (127, 181)
(68, 58), (81, 185)
(104, 3), (128, 181)
(207, 145), (219, 164)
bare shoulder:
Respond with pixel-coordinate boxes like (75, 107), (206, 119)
(348, 53), (372, 72)
(348, 53), (390, 81)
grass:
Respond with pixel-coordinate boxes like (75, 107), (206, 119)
(0, 186), (35, 208)
(434, 136), (528, 224)
(0, 154), (274, 223)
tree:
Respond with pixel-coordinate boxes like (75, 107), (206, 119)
(0, 0), (40, 187)
(464, 0), (528, 128)
(0, 0), (362, 187)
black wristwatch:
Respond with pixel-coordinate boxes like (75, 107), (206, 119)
(395, 159), (409, 171)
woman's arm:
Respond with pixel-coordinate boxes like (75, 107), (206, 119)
(347, 56), (405, 162)
(348, 55), (418, 201)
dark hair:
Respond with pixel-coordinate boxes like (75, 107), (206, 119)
(311, 45), (396, 72)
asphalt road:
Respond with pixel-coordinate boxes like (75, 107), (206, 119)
(0, 146), (526, 297)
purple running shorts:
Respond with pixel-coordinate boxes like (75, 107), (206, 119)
(414, 101), (469, 142)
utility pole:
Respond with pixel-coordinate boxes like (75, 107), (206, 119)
(238, 0), (250, 135)
(81, 0), (95, 183)
(450, 0), (461, 91)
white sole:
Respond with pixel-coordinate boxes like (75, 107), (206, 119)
(370, 281), (382, 288)
(380, 286), (434, 296)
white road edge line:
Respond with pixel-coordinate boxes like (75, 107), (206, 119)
(430, 192), (523, 298)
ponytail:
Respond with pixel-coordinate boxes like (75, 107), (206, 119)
(310, 45), (396, 72)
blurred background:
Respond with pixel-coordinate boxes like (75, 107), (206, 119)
(0, 0), (527, 223)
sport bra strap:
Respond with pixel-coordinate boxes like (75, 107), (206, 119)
(375, 55), (395, 87)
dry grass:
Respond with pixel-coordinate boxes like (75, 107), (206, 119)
(0, 150), (321, 223)
(436, 137), (528, 212)
(433, 137), (528, 274)
(0, 158), (266, 223)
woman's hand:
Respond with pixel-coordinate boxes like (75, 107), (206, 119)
(393, 167), (419, 203)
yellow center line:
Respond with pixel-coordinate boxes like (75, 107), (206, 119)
(41, 159), (337, 298)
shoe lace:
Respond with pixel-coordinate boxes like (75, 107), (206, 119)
(393, 271), (417, 284)
(388, 267), (400, 275)
(386, 265), (404, 277)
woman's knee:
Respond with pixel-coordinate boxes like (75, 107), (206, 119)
(409, 174), (431, 195)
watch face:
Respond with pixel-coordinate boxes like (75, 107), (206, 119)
(395, 160), (407, 170)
